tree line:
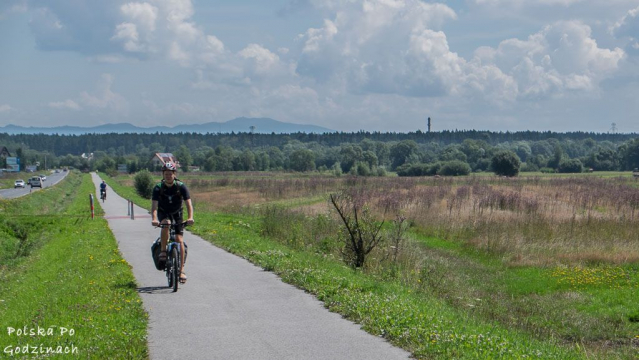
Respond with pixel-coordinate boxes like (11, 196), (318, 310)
(2, 131), (639, 176)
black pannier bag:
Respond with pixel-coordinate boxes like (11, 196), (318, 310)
(151, 238), (188, 270)
(151, 238), (163, 271)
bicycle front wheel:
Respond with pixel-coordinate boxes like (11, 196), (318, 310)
(170, 247), (179, 292)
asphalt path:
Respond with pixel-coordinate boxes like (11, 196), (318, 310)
(0, 170), (69, 199)
(91, 173), (410, 360)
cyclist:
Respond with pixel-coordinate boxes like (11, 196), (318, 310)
(151, 162), (194, 284)
(99, 180), (107, 200)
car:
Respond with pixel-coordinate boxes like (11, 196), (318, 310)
(39, 174), (47, 181)
(30, 176), (42, 188)
(14, 179), (25, 188)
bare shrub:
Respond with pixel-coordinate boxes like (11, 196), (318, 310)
(330, 191), (386, 268)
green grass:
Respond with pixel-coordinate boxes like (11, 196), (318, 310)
(0, 173), (148, 359)
(101, 174), (151, 210)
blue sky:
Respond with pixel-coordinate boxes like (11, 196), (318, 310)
(1, 0), (638, 133)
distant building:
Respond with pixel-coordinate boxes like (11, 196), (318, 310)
(150, 153), (179, 169)
(0, 146), (11, 158)
(81, 152), (94, 160)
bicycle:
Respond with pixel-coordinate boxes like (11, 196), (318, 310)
(155, 222), (188, 292)
(100, 189), (107, 202)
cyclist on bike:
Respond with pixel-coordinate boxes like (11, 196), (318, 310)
(100, 180), (107, 200)
(151, 161), (194, 284)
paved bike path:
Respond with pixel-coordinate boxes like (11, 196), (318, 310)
(91, 173), (410, 360)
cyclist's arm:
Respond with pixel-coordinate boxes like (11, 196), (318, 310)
(184, 199), (194, 224)
(151, 200), (159, 226)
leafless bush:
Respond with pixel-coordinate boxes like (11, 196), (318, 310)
(330, 191), (386, 268)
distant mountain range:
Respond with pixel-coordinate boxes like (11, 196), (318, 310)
(0, 117), (334, 135)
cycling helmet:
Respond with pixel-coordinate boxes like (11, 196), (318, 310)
(161, 162), (177, 172)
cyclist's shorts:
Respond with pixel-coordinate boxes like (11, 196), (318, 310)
(158, 210), (184, 235)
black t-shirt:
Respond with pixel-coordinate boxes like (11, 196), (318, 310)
(152, 181), (191, 214)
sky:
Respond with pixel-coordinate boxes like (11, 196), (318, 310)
(1, 0), (639, 133)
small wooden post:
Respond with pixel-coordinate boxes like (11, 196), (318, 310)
(90, 194), (94, 219)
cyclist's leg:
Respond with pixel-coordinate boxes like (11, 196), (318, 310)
(174, 212), (187, 281)
(158, 211), (171, 254)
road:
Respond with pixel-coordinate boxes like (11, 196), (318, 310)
(0, 170), (69, 199)
(91, 173), (410, 360)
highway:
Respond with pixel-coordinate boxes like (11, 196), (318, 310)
(0, 170), (69, 199)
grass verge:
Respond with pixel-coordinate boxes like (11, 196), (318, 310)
(0, 173), (147, 359)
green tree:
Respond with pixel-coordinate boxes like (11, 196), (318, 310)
(267, 147), (284, 169)
(390, 140), (418, 170)
(174, 145), (193, 172)
(134, 170), (154, 199)
(362, 150), (378, 169)
(584, 147), (618, 171)
(620, 139), (639, 171)
(339, 144), (363, 173)
(289, 149), (315, 172)
(439, 145), (467, 162)
(438, 160), (471, 176)
(491, 151), (521, 177)
(547, 145), (564, 169)
(558, 158), (583, 173)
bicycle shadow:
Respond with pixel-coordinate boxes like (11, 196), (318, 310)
(137, 286), (174, 294)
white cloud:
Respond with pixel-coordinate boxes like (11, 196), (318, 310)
(479, 21), (625, 99)
(474, 0), (584, 6)
(121, 2), (157, 32)
(87, 54), (128, 63)
(296, 0), (518, 103)
(0, 0), (27, 20)
(141, 98), (218, 121)
(611, 6), (639, 50)
(239, 44), (281, 74)
(0, 104), (13, 112)
(48, 100), (81, 110)
(79, 74), (128, 112)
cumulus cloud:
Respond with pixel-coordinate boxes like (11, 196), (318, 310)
(49, 74), (128, 113)
(477, 21), (625, 99)
(27, 0), (124, 53)
(0, 0), (27, 20)
(474, 0), (584, 6)
(239, 44), (282, 76)
(296, 0), (518, 102)
(80, 74), (128, 111)
(48, 99), (80, 110)
(611, 6), (639, 51)
(0, 104), (13, 112)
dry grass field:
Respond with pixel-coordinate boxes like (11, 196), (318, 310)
(116, 171), (639, 358)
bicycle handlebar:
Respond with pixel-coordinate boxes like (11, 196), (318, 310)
(156, 221), (191, 228)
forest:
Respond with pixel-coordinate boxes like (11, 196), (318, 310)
(1, 130), (639, 176)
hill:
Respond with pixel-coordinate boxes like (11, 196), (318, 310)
(0, 117), (334, 135)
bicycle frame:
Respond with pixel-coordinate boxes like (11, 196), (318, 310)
(157, 221), (188, 292)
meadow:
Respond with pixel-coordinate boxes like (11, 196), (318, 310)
(107, 171), (639, 359)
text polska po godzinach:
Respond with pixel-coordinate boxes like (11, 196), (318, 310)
(4, 344), (79, 356)
(7, 326), (75, 337)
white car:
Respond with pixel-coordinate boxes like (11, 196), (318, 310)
(14, 179), (25, 188)
(39, 174), (47, 181)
